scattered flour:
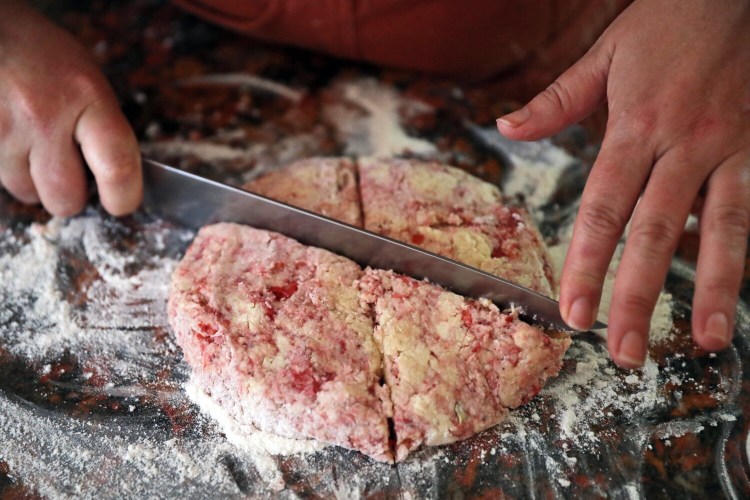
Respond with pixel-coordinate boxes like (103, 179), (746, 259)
(141, 140), (265, 163)
(0, 212), (294, 497)
(141, 130), (325, 183)
(0, 387), (287, 498)
(501, 138), (577, 211)
(623, 483), (641, 499)
(184, 377), (324, 457)
(174, 73), (304, 102)
(0, 214), (188, 367)
(324, 78), (437, 157)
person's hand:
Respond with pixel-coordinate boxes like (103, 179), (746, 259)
(0, 0), (141, 216)
(497, 0), (750, 368)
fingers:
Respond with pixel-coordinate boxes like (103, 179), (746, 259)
(0, 150), (39, 204)
(497, 41), (612, 141)
(607, 149), (706, 369)
(692, 152), (750, 351)
(29, 135), (88, 217)
(1, 97), (140, 216)
(75, 100), (142, 216)
(560, 130), (654, 330)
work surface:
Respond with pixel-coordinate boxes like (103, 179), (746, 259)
(1, 1), (750, 498)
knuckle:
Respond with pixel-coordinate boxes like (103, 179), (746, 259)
(616, 107), (658, 139)
(540, 80), (572, 112)
(69, 71), (106, 96)
(627, 214), (680, 256)
(72, 75), (115, 109)
(619, 292), (656, 317)
(563, 264), (602, 290)
(43, 166), (78, 196)
(9, 70), (110, 133)
(13, 87), (51, 132)
(577, 202), (628, 242)
(703, 204), (750, 238)
(95, 155), (137, 186)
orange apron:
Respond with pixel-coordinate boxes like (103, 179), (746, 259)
(172, 0), (630, 81)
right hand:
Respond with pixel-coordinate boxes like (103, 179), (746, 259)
(0, 0), (142, 216)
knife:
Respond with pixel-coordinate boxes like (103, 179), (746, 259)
(141, 158), (605, 330)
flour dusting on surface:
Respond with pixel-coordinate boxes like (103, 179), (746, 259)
(185, 377), (324, 457)
(0, 389), (249, 498)
(324, 78), (437, 157)
(0, 212), (297, 497)
(0, 215), (186, 365)
(502, 138), (576, 212)
(174, 73), (304, 102)
(140, 131), (326, 184)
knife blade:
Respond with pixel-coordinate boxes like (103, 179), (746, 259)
(141, 158), (605, 330)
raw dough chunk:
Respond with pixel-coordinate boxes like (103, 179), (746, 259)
(359, 269), (570, 460)
(358, 158), (555, 296)
(172, 157), (571, 463)
(243, 157), (362, 226)
(169, 223), (392, 461)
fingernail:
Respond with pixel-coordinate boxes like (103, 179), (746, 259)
(704, 312), (730, 345)
(497, 107), (531, 128)
(618, 330), (646, 368)
(566, 297), (592, 331)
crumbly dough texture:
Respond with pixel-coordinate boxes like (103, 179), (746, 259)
(169, 224), (392, 461)
(170, 224), (569, 462)
(172, 158), (568, 462)
(357, 158), (555, 296)
(359, 270), (570, 461)
(245, 157), (555, 296)
(243, 157), (362, 226)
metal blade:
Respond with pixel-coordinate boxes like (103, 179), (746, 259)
(142, 158), (605, 330)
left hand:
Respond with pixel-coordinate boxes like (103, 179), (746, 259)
(497, 0), (750, 368)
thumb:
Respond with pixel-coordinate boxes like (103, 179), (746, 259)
(497, 42), (612, 141)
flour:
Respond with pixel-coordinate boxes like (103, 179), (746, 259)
(175, 73), (304, 103)
(0, 387), (275, 498)
(0, 214), (188, 369)
(184, 377), (324, 457)
(142, 140), (264, 163)
(0, 211), (310, 497)
(141, 130), (325, 184)
(501, 138), (576, 212)
(324, 78), (437, 158)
